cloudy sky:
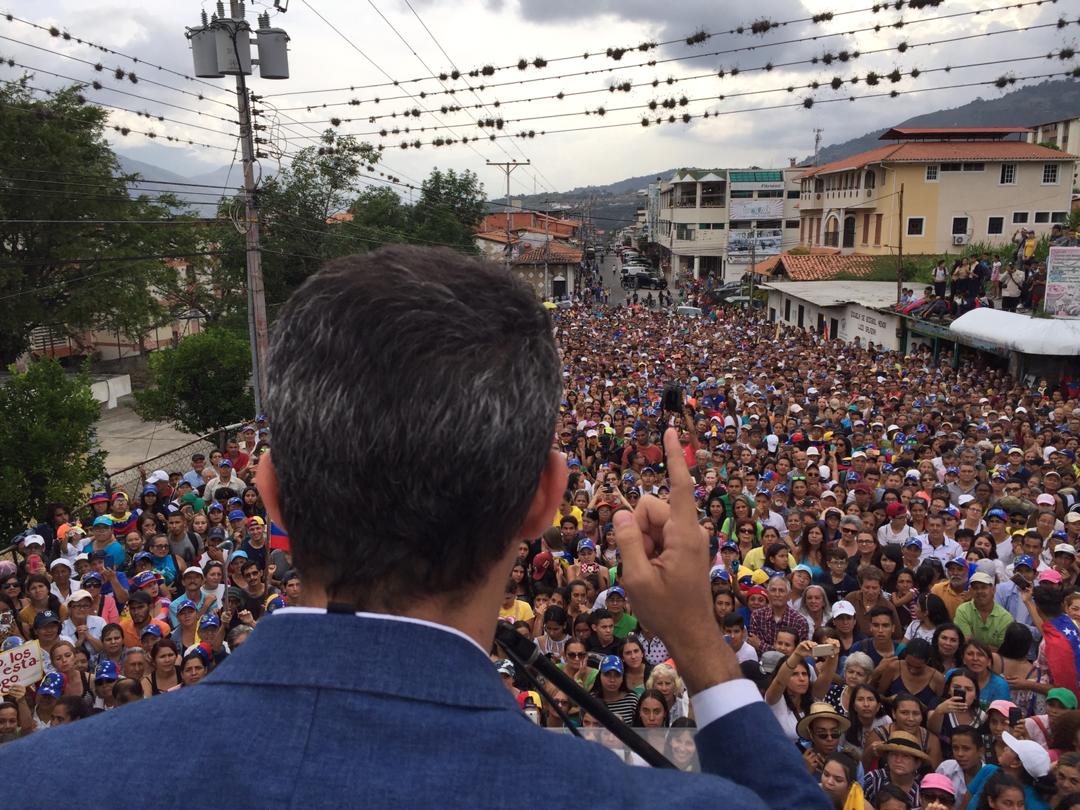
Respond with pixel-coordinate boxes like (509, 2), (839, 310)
(4, 0), (1076, 199)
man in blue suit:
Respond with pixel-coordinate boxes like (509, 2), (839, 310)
(1, 246), (828, 809)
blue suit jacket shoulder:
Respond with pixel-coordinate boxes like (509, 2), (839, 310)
(0, 613), (828, 809)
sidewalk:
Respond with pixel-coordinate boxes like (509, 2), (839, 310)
(97, 402), (201, 474)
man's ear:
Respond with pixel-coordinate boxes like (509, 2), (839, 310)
(519, 450), (568, 540)
(255, 451), (285, 531)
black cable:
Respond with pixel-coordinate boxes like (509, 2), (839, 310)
(264, 0), (973, 97)
(495, 623), (674, 768)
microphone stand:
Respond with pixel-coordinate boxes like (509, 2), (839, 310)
(495, 623), (675, 769)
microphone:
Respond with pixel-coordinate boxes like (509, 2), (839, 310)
(494, 623), (675, 769)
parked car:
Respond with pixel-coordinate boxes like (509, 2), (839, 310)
(676, 305), (703, 318)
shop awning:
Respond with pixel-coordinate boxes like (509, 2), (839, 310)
(949, 309), (1080, 356)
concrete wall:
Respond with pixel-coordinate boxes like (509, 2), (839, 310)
(90, 375), (131, 410)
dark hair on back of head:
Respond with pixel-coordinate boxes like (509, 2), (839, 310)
(266, 246), (561, 611)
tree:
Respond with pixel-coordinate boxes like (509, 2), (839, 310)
(0, 79), (201, 364)
(0, 358), (105, 539)
(410, 168), (486, 250)
(133, 328), (254, 434)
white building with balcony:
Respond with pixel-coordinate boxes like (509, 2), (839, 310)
(654, 167), (802, 283)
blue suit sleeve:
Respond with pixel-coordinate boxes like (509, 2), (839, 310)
(693, 702), (832, 810)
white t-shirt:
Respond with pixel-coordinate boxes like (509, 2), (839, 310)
(878, 523), (917, 547)
(733, 642), (759, 664)
(769, 698), (801, 743)
(61, 615), (106, 641)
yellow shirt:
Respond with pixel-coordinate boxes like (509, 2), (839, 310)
(499, 600), (535, 623)
(742, 547), (797, 572)
(552, 506), (584, 529)
(931, 580), (971, 620)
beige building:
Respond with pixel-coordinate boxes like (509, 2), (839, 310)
(798, 127), (1076, 256)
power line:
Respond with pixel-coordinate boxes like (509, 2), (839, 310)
(289, 21), (1071, 130)
(399, 0), (559, 195)
(0, 32), (237, 110)
(297, 0), (535, 198)
(264, 0), (962, 98)
(2, 87), (241, 152)
(284, 69), (1077, 154)
(0, 12), (233, 94)
(289, 50), (1073, 140)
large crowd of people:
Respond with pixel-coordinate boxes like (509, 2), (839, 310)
(3, 280), (1080, 809)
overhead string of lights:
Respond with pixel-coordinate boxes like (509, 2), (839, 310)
(272, 49), (1080, 145)
(264, 0), (969, 99)
(267, 68), (1080, 156)
(297, 0), (542, 197)
(281, 22), (1078, 137)
(0, 84), (242, 152)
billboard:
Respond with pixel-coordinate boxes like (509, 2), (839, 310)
(730, 198), (784, 220)
(726, 228), (783, 262)
(1045, 246), (1080, 318)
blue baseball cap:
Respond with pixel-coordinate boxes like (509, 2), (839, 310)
(228, 509), (245, 522)
(608, 586), (626, 599)
(228, 497), (243, 506)
(199, 614), (221, 630)
(38, 672), (66, 698)
(599, 655), (624, 675)
(173, 598), (197, 614)
(208, 501), (224, 512)
(986, 509), (1008, 521)
(1013, 554), (1036, 570)
(946, 556), (968, 569)
(33, 610), (61, 628)
(228, 550), (249, 563)
(903, 538), (923, 550)
(219, 459), (232, 468)
(133, 551), (154, 564)
(577, 538), (595, 552)
(720, 540), (739, 553)
(81, 571), (103, 586)
(92, 516), (112, 528)
(94, 659), (119, 683)
(709, 565), (730, 582)
(140, 624), (163, 640)
(567, 457), (581, 467)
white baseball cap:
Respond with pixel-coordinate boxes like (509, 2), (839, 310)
(1036, 494), (1056, 507)
(832, 601), (856, 617)
(22, 533), (45, 547)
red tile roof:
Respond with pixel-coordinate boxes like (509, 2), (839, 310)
(752, 252), (875, 281)
(513, 243), (582, 265)
(474, 230), (518, 244)
(801, 140), (1075, 177)
(880, 126), (1031, 140)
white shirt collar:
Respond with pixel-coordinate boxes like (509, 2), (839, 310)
(274, 606), (488, 656)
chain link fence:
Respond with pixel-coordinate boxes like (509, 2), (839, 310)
(103, 424), (241, 496)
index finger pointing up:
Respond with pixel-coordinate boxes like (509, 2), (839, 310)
(662, 427), (696, 522)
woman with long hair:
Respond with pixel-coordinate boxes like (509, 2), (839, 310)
(662, 718), (699, 772)
(870, 638), (945, 708)
(143, 639), (181, 696)
(18, 574), (65, 630)
(620, 636), (652, 694)
(928, 668), (986, 760)
(631, 688), (670, 729)
(557, 639), (596, 691)
(843, 684), (891, 759)
(905, 592), (949, 644)
(929, 622), (965, 673)
(962, 639), (1011, 707)
(766, 640), (817, 742)
(49, 639), (95, 714)
(798, 584), (833, 635)
(820, 751), (873, 810)
(588, 654), (639, 724)
(179, 648), (209, 688)
(797, 523), (827, 578)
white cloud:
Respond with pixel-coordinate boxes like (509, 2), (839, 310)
(2, 0), (1073, 196)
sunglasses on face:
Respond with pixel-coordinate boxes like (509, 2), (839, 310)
(814, 730), (842, 740)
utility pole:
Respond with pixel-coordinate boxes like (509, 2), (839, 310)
(897, 183), (905, 305)
(187, 1), (290, 416)
(487, 160), (529, 271)
(813, 128), (824, 166)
